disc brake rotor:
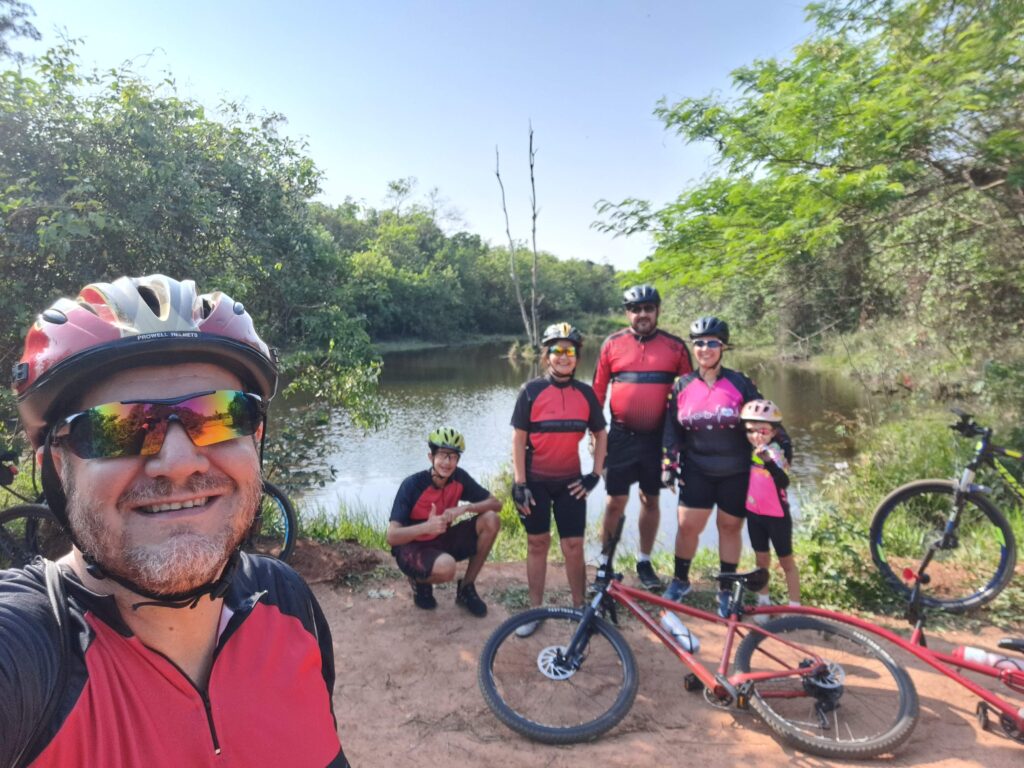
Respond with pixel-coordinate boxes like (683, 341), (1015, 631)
(537, 646), (577, 681)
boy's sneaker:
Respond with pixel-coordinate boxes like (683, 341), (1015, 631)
(635, 561), (663, 592)
(662, 578), (692, 603)
(515, 618), (543, 638)
(716, 589), (732, 619)
(409, 577), (437, 610)
(455, 579), (487, 617)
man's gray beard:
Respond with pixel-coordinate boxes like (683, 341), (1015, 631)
(64, 464), (262, 596)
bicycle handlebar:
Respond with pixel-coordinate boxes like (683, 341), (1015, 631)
(948, 409), (987, 439)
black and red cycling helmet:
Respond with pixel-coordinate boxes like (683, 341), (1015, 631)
(13, 274), (278, 447)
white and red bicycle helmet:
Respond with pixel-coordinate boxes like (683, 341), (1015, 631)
(13, 274), (278, 447)
(740, 399), (783, 424)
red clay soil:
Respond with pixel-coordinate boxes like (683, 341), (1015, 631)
(292, 541), (1024, 768)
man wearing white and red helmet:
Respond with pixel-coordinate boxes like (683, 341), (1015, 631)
(1, 275), (350, 767)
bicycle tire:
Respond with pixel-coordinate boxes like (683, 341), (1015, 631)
(0, 504), (71, 569)
(734, 614), (919, 759)
(478, 606), (639, 744)
(243, 480), (298, 562)
(870, 479), (1016, 612)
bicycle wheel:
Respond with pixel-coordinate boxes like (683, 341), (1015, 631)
(870, 480), (1016, 612)
(0, 504), (71, 569)
(478, 606), (639, 744)
(243, 481), (298, 562)
(734, 614), (919, 759)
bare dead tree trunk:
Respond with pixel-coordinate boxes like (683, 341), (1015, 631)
(495, 147), (535, 347)
(528, 124), (539, 348)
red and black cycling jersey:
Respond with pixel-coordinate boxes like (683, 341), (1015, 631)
(662, 368), (762, 478)
(510, 375), (606, 482)
(0, 556), (349, 768)
(389, 467), (491, 543)
(592, 329), (692, 433)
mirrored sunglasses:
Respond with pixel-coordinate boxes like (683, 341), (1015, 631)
(51, 390), (265, 459)
(693, 339), (724, 349)
(548, 345), (577, 358)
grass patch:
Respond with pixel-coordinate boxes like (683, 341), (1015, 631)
(301, 499), (389, 551)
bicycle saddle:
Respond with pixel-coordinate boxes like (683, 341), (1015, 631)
(715, 568), (770, 593)
(998, 638), (1024, 655)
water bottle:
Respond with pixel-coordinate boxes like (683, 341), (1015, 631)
(951, 645), (1024, 671)
(659, 610), (700, 654)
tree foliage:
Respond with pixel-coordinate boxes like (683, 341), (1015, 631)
(599, 0), (1023, 357)
(0, 0), (39, 64)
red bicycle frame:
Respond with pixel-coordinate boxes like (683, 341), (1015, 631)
(605, 579), (1024, 733)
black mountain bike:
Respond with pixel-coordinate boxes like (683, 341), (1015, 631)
(0, 452), (298, 567)
(869, 409), (1022, 612)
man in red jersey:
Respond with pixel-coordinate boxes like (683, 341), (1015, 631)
(2, 275), (349, 767)
(592, 285), (692, 591)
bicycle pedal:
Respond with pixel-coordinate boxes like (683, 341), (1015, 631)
(976, 701), (989, 731)
(683, 673), (703, 693)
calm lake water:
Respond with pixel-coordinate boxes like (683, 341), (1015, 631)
(289, 341), (869, 556)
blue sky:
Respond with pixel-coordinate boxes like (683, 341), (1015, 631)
(25, 1), (812, 271)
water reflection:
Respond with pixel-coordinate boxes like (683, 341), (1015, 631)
(292, 342), (870, 555)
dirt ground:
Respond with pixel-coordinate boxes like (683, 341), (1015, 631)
(291, 540), (1024, 768)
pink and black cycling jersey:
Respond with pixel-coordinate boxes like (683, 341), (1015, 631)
(511, 375), (606, 482)
(592, 329), (692, 434)
(389, 467), (491, 543)
(746, 443), (791, 518)
(662, 368), (762, 477)
(0, 556), (349, 768)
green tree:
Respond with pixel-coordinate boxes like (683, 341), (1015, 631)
(598, 0), (1024, 347)
(0, 0), (39, 64)
(0, 45), (383, 461)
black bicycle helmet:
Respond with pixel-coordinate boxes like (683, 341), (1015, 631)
(541, 322), (583, 348)
(622, 284), (661, 307)
(689, 316), (730, 343)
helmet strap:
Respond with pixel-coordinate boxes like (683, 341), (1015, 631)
(99, 550), (240, 611)
(40, 436), (70, 528)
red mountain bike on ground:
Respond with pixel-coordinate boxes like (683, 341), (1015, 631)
(479, 520), (1024, 758)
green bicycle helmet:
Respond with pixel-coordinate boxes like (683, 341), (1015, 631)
(428, 427), (466, 454)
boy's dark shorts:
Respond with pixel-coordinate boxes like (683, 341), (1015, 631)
(392, 518), (479, 580)
(604, 427), (662, 497)
(677, 467), (749, 518)
(518, 478), (586, 538)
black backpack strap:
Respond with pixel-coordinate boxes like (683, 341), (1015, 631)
(13, 559), (71, 768)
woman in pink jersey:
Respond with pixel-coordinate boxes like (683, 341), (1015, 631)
(661, 316), (763, 617)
